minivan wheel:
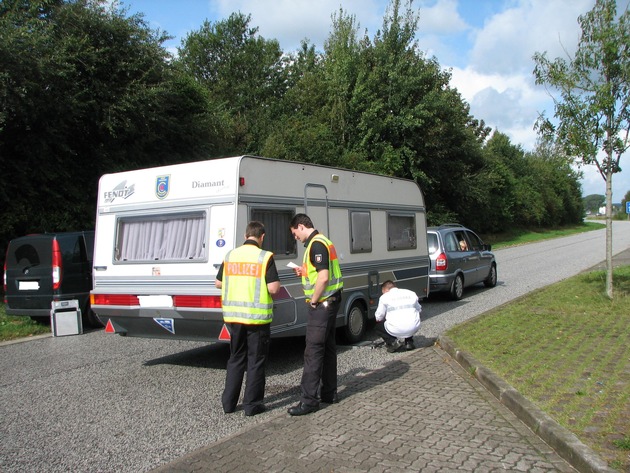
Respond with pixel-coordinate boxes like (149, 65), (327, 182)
(342, 302), (366, 344)
(450, 274), (464, 301)
(484, 264), (497, 288)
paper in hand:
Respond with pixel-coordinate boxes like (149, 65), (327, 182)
(286, 262), (299, 268)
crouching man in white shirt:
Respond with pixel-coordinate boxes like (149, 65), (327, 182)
(374, 280), (422, 352)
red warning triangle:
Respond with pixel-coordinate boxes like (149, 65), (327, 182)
(218, 324), (231, 341)
(105, 319), (116, 333)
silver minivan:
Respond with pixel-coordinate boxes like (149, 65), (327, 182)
(427, 224), (497, 300)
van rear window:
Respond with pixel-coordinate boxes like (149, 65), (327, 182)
(115, 212), (206, 262)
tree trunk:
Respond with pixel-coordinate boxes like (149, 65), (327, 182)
(605, 166), (614, 299)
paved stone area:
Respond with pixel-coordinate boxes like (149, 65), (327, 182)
(153, 346), (576, 472)
(153, 248), (630, 473)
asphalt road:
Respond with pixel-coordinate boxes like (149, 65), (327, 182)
(1, 221), (629, 472)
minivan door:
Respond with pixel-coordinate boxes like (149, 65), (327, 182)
(5, 236), (53, 312)
(465, 230), (492, 284)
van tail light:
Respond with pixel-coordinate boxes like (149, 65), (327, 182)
(3, 251), (7, 297)
(52, 239), (62, 290)
(436, 252), (448, 271)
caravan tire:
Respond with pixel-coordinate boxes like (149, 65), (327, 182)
(342, 302), (366, 344)
(85, 308), (105, 328)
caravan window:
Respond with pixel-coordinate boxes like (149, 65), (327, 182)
(349, 210), (372, 253)
(250, 208), (296, 258)
(387, 213), (417, 250)
(115, 212), (206, 262)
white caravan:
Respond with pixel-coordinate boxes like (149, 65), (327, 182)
(90, 156), (429, 343)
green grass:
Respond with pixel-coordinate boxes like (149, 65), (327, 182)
(482, 221), (605, 249)
(0, 305), (50, 341)
(446, 266), (630, 471)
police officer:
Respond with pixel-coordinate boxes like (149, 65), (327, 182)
(215, 221), (280, 417)
(287, 214), (343, 416)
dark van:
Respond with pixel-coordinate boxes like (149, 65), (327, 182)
(3, 231), (102, 327)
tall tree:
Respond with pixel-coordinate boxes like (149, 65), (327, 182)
(583, 194), (607, 214)
(533, 0), (630, 298)
(0, 0), (219, 267)
(177, 13), (286, 153)
(346, 0), (487, 226)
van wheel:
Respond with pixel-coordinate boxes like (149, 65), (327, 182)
(342, 302), (366, 344)
(484, 264), (497, 288)
(449, 274), (464, 301)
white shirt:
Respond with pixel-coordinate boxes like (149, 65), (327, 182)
(374, 287), (422, 338)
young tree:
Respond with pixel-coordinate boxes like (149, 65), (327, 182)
(533, 0), (630, 298)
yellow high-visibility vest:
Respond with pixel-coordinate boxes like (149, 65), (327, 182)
(302, 234), (343, 300)
(221, 244), (273, 324)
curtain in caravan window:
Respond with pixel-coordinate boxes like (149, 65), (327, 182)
(116, 213), (206, 262)
(250, 209), (296, 257)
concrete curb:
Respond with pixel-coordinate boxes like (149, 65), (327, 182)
(0, 333), (51, 347)
(438, 335), (617, 473)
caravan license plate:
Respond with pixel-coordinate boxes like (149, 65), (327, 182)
(138, 295), (173, 308)
(19, 281), (39, 290)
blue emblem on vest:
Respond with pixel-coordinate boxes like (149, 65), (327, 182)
(156, 175), (170, 199)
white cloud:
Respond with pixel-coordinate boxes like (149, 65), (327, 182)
(418, 0), (468, 34)
(212, 0), (385, 51)
(469, 0), (593, 76)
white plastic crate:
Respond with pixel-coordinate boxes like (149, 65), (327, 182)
(50, 300), (83, 337)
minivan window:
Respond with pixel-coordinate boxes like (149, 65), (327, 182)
(115, 212), (206, 262)
(11, 243), (41, 266)
(452, 231), (469, 251)
(466, 231), (483, 251)
(444, 232), (459, 252)
(427, 233), (439, 254)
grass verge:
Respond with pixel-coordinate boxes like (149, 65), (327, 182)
(446, 265), (630, 471)
(0, 305), (50, 341)
(483, 221), (605, 249)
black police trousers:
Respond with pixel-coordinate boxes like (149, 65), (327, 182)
(222, 322), (270, 414)
(300, 295), (341, 407)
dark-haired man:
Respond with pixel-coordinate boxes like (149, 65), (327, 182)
(287, 213), (343, 416)
(215, 221), (280, 417)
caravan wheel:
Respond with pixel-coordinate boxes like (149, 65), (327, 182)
(342, 302), (366, 344)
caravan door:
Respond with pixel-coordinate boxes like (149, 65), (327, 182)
(304, 184), (329, 236)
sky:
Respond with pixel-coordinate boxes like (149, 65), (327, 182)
(118, 0), (630, 202)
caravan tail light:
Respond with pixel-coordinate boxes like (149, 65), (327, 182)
(52, 239), (62, 290)
(173, 295), (222, 308)
(435, 252), (448, 271)
(91, 294), (140, 306)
